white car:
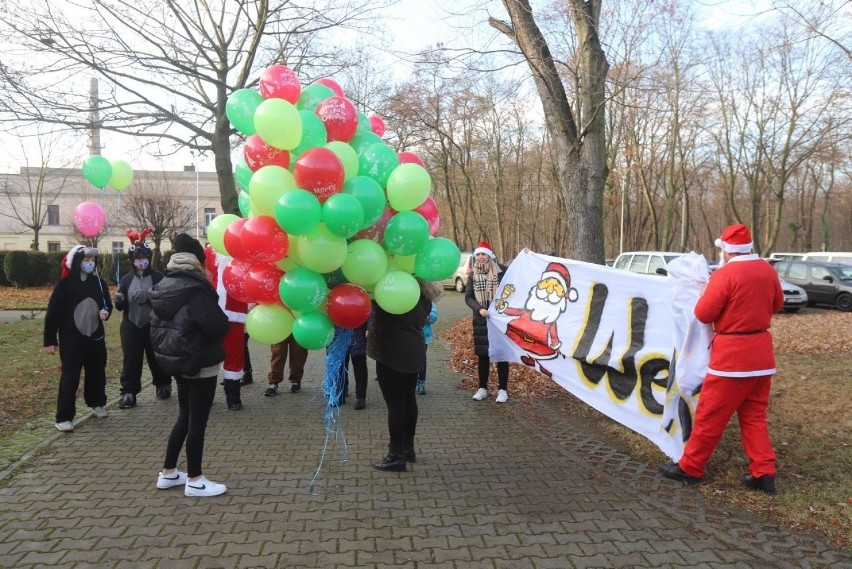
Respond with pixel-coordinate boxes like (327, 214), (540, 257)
(778, 278), (808, 313)
(441, 252), (473, 292)
(613, 251), (684, 276)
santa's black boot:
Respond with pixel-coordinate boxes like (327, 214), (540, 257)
(223, 380), (243, 411)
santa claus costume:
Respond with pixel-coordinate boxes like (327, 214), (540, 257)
(205, 246), (248, 410)
(660, 224), (784, 495)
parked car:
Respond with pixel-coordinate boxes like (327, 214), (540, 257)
(773, 260), (852, 312)
(778, 279), (808, 313)
(442, 252), (473, 292)
(613, 251), (684, 276)
(801, 251), (852, 266)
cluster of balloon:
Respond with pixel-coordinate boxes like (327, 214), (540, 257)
(75, 157), (135, 237)
(216, 65), (461, 351)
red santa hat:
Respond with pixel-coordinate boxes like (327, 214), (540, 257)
(473, 240), (496, 259)
(542, 262), (579, 302)
(714, 224), (753, 254)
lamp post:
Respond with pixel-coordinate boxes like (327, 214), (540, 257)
(190, 151), (200, 239)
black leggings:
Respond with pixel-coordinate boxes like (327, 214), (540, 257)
(375, 361), (418, 455)
(163, 376), (217, 478)
(478, 356), (509, 391)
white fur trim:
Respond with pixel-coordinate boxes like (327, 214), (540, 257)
(65, 245), (85, 268)
(708, 367), (776, 378)
(473, 246), (495, 259)
(716, 239), (753, 254)
(222, 369), (243, 380)
(224, 309), (247, 324)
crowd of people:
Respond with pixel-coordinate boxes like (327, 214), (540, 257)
(42, 223), (784, 497)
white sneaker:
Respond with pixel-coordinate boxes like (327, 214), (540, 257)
(472, 388), (488, 401)
(156, 470), (187, 489)
(92, 406), (109, 419)
(184, 476), (227, 497)
(496, 390), (508, 403)
(55, 421), (74, 432)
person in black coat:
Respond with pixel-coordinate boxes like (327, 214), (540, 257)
(465, 241), (510, 403)
(43, 245), (113, 432)
(113, 229), (171, 408)
(368, 279), (442, 471)
(149, 234), (230, 497)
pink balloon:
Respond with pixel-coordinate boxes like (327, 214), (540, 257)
(398, 151), (425, 167)
(259, 65), (301, 103)
(73, 202), (106, 237)
(315, 77), (344, 98)
(244, 134), (290, 171)
(354, 206), (395, 242)
(315, 96), (359, 142)
(369, 115), (386, 137)
(414, 196), (440, 236)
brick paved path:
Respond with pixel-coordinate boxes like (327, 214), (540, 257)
(0, 295), (849, 568)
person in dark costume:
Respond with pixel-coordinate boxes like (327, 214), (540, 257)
(43, 245), (113, 432)
(113, 228), (172, 408)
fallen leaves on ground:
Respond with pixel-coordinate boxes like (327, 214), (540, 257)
(771, 310), (852, 353)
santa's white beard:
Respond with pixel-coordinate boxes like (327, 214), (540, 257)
(524, 287), (567, 324)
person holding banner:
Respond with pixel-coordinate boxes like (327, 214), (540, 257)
(466, 241), (510, 403)
(660, 224), (783, 495)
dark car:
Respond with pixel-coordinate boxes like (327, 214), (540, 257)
(773, 260), (852, 312)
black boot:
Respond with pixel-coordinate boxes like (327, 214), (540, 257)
(742, 473), (776, 495)
(373, 453), (406, 472)
(240, 371), (253, 386)
(223, 380), (243, 411)
(403, 448), (416, 463)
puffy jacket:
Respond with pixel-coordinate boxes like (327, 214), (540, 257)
(149, 267), (229, 377)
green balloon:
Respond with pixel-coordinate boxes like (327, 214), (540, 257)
(249, 165), (297, 216)
(297, 83), (335, 112)
(325, 140), (359, 180)
(393, 253), (416, 273)
(374, 271), (420, 315)
(226, 88), (263, 135)
(341, 239), (388, 286)
(234, 157), (253, 191)
(322, 193), (364, 239)
(292, 311), (335, 350)
(207, 213), (240, 256)
(238, 190), (251, 217)
(359, 143), (400, 188)
(275, 188), (321, 235)
(278, 267), (329, 313)
(255, 98), (302, 150)
(357, 112), (370, 131)
(296, 223), (348, 273)
(384, 211), (430, 256)
(108, 159), (134, 191)
(414, 237), (461, 280)
(341, 176), (386, 228)
(386, 163), (431, 211)
(291, 110), (327, 157)
(348, 130), (383, 156)
(246, 304), (294, 345)
(82, 155), (113, 188)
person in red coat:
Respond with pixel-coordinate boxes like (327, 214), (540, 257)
(660, 224), (784, 495)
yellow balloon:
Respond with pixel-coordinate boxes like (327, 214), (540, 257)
(249, 165), (297, 216)
(296, 223), (348, 273)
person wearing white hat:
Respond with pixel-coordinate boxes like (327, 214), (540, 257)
(660, 224), (784, 495)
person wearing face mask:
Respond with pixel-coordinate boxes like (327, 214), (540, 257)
(113, 229), (171, 409)
(43, 245), (113, 432)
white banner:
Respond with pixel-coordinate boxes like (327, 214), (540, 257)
(487, 251), (711, 460)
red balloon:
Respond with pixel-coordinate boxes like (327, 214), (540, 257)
(315, 96), (359, 142)
(293, 147), (345, 203)
(240, 215), (289, 263)
(414, 196), (440, 236)
(397, 151), (425, 167)
(258, 64), (301, 103)
(223, 217), (249, 259)
(315, 77), (344, 98)
(354, 206), (395, 242)
(369, 115), (386, 137)
(326, 283), (372, 329)
(244, 134), (290, 171)
(245, 263), (285, 304)
(222, 258), (254, 303)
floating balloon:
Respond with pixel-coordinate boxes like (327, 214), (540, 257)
(226, 88), (264, 135)
(341, 239), (388, 286)
(223, 217), (249, 259)
(240, 215), (289, 263)
(358, 143), (399, 188)
(73, 202), (106, 237)
(292, 311), (335, 350)
(278, 266), (329, 312)
(384, 211), (430, 256)
(81, 156), (112, 189)
(348, 130), (383, 156)
(296, 223), (348, 273)
(234, 157), (253, 191)
(327, 283), (371, 328)
(238, 190), (251, 217)
(322, 193), (364, 239)
(248, 165), (297, 216)
(293, 147), (345, 203)
(254, 98), (302, 150)
(374, 270), (420, 315)
(324, 141), (359, 181)
(207, 213), (240, 255)
(398, 151), (425, 167)
(414, 237), (462, 281)
(414, 196), (440, 236)
(274, 188), (321, 235)
(290, 110), (328, 160)
(258, 64), (301, 104)
(297, 83), (334, 112)
(222, 258), (254, 303)
(341, 175), (386, 229)
(315, 77), (344, 98)
(244, 134), (290, 171)
(245, 263), (285, 304)
(246, 304), (294, 345)
(316, 96), (358, 142)
(108, 160), (134, 191)
(354, 206), (394, 242)
(369, 115), (386, 137)
(386, 163), (431, 211)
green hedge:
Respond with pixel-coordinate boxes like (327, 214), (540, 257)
(3, 251), (31, 287)
(0, 251), (7, 286)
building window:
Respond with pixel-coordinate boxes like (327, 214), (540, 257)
(47, 204), (59, 225)
(47, 241), (61, 252)
(204, 208), (217, 228)
(112, 241), (124, 254)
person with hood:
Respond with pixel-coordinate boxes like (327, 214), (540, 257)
(149, 233), (229, 497)
(43, 245), (113, 432)
(113, 228), (171, 408)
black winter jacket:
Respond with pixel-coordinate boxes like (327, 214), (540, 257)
(148, 268), (229, 377)
(464, 264), (506, 357)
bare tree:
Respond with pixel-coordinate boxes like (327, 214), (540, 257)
(0, 0), (390, 215)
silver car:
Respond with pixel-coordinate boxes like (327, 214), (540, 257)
(779, 278), (808, 313)
(441, 252), (473, 292)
